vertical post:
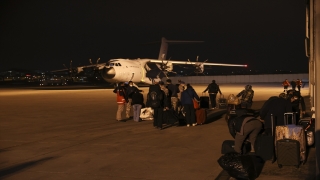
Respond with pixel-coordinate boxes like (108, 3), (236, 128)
(313, 0), (320, 178)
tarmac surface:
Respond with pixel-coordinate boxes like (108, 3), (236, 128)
(0, 83), (315, 180)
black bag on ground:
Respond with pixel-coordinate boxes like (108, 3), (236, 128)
(177, 107), (186, 126)
(200, 93), (209, 109)
(254, 134), (274, 161)
(255, 114), (275, 162)
(218, 152), (256, 180)
(221, 140), (251, 154)
(163, 109), (178, 125)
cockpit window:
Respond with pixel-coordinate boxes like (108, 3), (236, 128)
(110, 63), (114, 66)
(118, 63), (121, 66)
(115, 63), (119, 66)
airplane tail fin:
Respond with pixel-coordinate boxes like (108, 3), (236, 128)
(158, 37), (204, 60)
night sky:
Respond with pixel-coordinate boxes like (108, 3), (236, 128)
(0, 0), (308, 73)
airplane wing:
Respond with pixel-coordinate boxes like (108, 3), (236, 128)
(51, 63), (107, 73)
(148, 59), (247, 67)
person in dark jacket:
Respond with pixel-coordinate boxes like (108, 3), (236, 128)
(181, 84), (200, 127)
(287, 90), (306, 122)
(296, 79), (302, 91)
(203, 80), (222, 109)
(228, 109), (262, 154)
(146, 82), (169, 129)
(290, 79), (297, 91)
(259, 93), (293, 135)
(166, 79), (180, 112)
(131, 89), (144, 122)
(236, 85), (254, 109)
(125, 81), (143, 119)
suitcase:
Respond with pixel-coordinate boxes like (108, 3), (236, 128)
(218, 94), (227, 104)
(218, 103), (227, 109)
(221, 140), (251, 154)
(299, 117), (315, 132)
(200, 93), (210, 109)
(299, 117), (315, 146)
(276, 139), (301, 168)
(275, 112), (306, 166)
(254, 114), (275, 162)
(195, 108), (206, 125)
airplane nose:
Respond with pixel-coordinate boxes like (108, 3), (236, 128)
(103, 67), (115, 78)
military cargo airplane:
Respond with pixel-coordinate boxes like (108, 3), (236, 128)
(59, 37), (247, 85)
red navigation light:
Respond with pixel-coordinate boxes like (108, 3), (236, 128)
(244, 65), (248, 67)
(26, 74), (31, 76)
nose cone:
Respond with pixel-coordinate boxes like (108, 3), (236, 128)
(103, 67), (115, 79)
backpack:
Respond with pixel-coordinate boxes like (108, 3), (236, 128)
(148, 91), (163, 108)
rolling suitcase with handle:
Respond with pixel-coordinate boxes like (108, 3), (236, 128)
(195, 108), (206, 125)
(218, 95), (227, 109)
(275, 112), (306, 168)
(276, 139), (301, 168)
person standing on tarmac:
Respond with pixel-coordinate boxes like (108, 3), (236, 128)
(177, 80), (185, 100)
(125, 81), (143, 120)
(166, 79), (180, 112)
(113, 82), (127, 122)
(291, 79), (297, 91)
(236, 85), (254, 109)
(181, 84), (200, 127)
(287, 90), (306, 121)
(282, 79), (290, 93)
(203, 80), (222, 109)
(131, 89), (144, 122)
(296, 79), (302, 92)
(146, 81), (169, 130)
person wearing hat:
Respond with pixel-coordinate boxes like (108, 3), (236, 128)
(203, 80), (222, 109)
(228, 109), (262, 154)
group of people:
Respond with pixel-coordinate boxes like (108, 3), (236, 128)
(282, 78), (303, 92)
(113, 79), (202, 129)
(228, 86), (306, 154)
(113, 81), (144, 122)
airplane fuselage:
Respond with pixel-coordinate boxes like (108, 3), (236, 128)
(100, 59), (159, 85)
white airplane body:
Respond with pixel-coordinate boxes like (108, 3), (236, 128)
(73, 37), (247, 85)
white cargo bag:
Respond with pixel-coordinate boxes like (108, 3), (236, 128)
(140, 107), (154, 120)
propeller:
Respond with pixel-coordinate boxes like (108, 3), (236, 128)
(63, 60), (78, 77)
(156, 54), (175, 79)
(187, 56), (208, 76)
(89, 58), (101, 71)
